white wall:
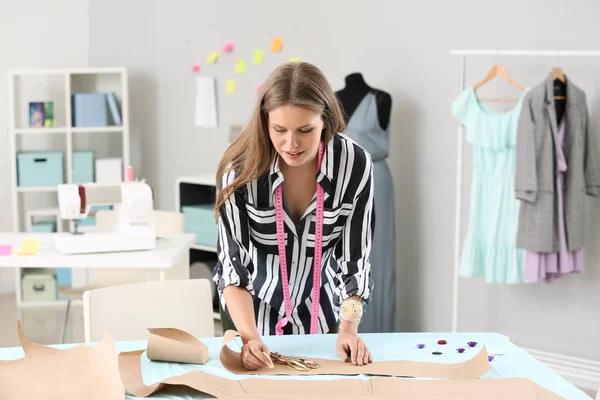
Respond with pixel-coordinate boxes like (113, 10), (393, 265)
(2, 0), (599, 364)
(0, 0), (89, 290)
(84, 0), (600, 360)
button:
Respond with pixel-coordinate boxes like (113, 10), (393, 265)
(432, 351), (442, 356)
(232, 257), (237, 262)
(417, 344), (425, 349)
(467, 341), (477, 347)
(457, 348), (465, 353)
(437, 340), (447, 345)
(488, 356), (495, 362)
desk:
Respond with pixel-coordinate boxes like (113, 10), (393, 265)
(0, 233), (196, 307)
(0, 332), (590, 399)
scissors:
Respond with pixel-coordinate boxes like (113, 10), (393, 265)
(270, 352), (320, 371)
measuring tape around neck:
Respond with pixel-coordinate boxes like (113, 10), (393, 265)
(274, 142), (325, 335)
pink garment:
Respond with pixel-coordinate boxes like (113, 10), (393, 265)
(524, 116), (584, 283)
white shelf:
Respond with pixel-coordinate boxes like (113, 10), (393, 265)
(72, 126), (123, 134)
(8, 67), (130, 309)
(191, 244), (217, 253)
(16, 186), (58, 193)
(14, 127), (67, 135)
(213, 312), (220, 321)
(177, 175), (216, 187)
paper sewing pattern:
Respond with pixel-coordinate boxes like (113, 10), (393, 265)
(146, 327), (208, 364)
(0, 321), (124, 399)
(194, 76), (218, 128)
(17, 239), (40, 255)
(226, 80), (236, 94)
(235, 60), (246, 75)
(252, 50), (264, 64)
(219, 330), (489, 379)
(207, 52), (219, 64)
(270, 37), (283, 52)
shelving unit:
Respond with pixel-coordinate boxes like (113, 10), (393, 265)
(7, 67), (129, 309)
(175, 175), (220, 320)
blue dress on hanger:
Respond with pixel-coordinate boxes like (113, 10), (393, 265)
(452, 87), (527, 283)
(344, 92), (397, 333)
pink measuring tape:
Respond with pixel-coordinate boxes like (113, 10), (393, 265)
(274, 142), (325, 335)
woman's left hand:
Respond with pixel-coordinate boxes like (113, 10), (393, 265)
(336, 330), (372, 366)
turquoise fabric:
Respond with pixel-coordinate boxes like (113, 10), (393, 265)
(452, 87), (528, 284)
(0, 331), (588, 399)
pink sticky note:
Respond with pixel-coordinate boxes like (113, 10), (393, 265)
(257, 83), (264, 94)
(0, 245), (12, 256)
(222, 42), (235, 53)
(191, 64), (201, 72)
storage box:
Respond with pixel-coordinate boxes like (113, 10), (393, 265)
(22, 272), (57, 302)
(182, 204), (218, 247)
(72, 93), (108, 127)
(96, 158), (122, 183)
(73, 151), (95, 183)
(31, 221), (57, 233)
(17, 151), (64, 187)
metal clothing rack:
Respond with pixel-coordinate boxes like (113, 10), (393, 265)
(448, 49), (600, 333)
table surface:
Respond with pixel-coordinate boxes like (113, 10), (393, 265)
(0, 233), (195, 269)
(0, 331), (591, 399)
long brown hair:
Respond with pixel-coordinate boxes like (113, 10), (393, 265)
(214, 62), (346, 220)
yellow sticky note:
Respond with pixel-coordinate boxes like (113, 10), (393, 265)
(226, 80), (236, 94)
(252, 50), (264, 64)
(270, 37), (283, 52)
(289, 56), (300, 62)
(18, 238), (40, 255)
(235, 60), (246, 75)
(206, 52), (219, 64)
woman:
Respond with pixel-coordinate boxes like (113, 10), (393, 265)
(213, 62), (375, 371)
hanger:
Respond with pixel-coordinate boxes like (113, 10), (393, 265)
(473, 63), (526, 102)
(552, 51), (566, 100)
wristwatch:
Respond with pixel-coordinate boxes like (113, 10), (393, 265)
(339, 296), (363, 323)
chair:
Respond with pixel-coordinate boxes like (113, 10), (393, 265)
(59, 210), (188, 344)
(83, 279), (214, 343)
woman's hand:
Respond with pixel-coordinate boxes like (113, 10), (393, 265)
(240, 339), (274, 371)
(336, 330), (372, 366)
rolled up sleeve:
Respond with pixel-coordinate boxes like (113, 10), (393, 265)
(334, 154), (375, 305)
(213, 172), (255, 296)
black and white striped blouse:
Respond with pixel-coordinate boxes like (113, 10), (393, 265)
(213, 133), (375, 335)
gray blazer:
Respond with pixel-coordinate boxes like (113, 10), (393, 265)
(515, 73), (600, 252)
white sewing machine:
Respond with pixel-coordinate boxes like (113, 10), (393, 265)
(54, 182), (156, 255)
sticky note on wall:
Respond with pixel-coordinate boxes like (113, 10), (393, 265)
(235, 60), (246, 75)
(226, 80), (236, 94)
(270, 37), (283, 52)
(206, 52), (219, 64)
(253, 50), (264, 64)
(289, 56), (300, 62)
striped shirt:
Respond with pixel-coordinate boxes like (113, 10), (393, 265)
(213, 133), (375, 335)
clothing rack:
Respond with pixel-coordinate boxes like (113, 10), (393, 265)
(448, 49), (600, 333)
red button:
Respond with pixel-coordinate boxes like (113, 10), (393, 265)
(437, 340), (447, 345)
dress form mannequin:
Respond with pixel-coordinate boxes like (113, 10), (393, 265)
(336, 73), (392, 130)
(336, 73), (397, 333)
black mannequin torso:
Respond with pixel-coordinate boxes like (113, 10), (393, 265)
(336, 73), (392, 130)
(554, 79), (566, 123)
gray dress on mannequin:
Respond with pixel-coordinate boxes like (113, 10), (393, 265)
(344, 92), (397, 333)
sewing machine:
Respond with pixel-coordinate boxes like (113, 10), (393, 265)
(54, 182), (156, 254)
